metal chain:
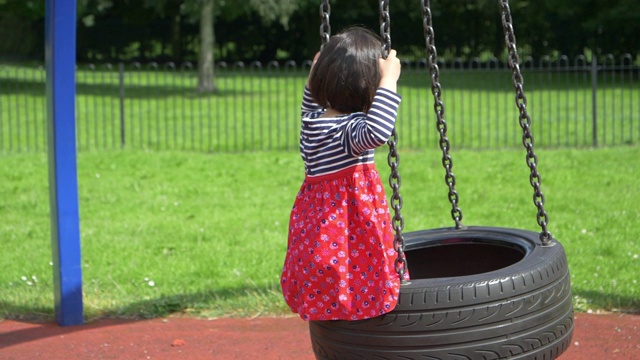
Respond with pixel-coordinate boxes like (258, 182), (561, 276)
(388, 131), (407, 281)
(379, 0), (391, 57)
(421, 0), (464, 229)
(499, 0), (553, 245)
(378, 0), (407, 282)
(319, 0), (331, 49)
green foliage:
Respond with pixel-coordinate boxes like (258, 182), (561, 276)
(1, 0), (638, 63)
(247, 0), (300, 27)
(0, 0), (44, 20)
(0, 147), (638, 320)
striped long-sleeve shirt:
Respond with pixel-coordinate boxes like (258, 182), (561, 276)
(300, 86), (402, 177)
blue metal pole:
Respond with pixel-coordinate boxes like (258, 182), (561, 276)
(45, 0), (84, 326)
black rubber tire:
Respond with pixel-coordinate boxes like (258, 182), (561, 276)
(309, 226), (574, 360)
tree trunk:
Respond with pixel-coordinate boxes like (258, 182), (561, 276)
(197, 0), (215, 93)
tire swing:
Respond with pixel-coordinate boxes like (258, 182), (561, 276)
(309, 1), (574, 359)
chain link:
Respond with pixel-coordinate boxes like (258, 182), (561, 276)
(319, 0), (331, 49)
(377, 0), (408, 282)
(387, 132), (407, 281)
(421, 0), (464, 229)
(379, 0), (391, 58)
(499, 0), (553, 245)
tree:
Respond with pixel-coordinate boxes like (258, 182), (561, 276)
(142, 0), (308, 92)
(196, 0), (307, 92)
(197, 0), (215, 92)
(2, 0), (637, 64)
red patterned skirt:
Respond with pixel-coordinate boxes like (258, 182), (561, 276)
(280, 163), (402, 321)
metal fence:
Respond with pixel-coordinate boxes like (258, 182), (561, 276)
(1, 54), (638, 154)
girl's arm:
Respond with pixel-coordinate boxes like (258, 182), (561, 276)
(342, 50), (402, 155)
(342, 88), (401, 156)
(301, 87), (323, 115)
(302, 52), (324, 115)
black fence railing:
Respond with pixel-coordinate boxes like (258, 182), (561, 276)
(1, 54), (638, 154)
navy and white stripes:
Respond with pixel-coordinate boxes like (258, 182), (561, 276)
(299, 87), (402, 177)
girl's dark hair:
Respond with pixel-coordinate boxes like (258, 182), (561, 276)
(308, 27), (382, 113)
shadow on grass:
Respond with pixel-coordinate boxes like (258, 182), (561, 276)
(0, 78), (255, 99)
(572, 290), (640, 314)
(0, 282), (288, 324)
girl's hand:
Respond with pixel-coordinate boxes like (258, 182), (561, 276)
(379, 49), (401, 92)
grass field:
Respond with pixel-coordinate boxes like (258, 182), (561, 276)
(1, 146), (638, 321)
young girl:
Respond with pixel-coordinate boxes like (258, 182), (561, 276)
(280, 27), (404, 321)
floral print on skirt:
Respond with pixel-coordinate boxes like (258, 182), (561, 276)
(281, 164), (402, 321)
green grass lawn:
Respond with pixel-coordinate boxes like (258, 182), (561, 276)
(1, 146), (638, 321)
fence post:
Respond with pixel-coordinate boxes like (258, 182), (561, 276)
(591, 55), (598, 147)
(118, 62), (126, 148)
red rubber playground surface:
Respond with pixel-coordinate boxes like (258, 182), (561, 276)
(1, 312), (638, 359)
